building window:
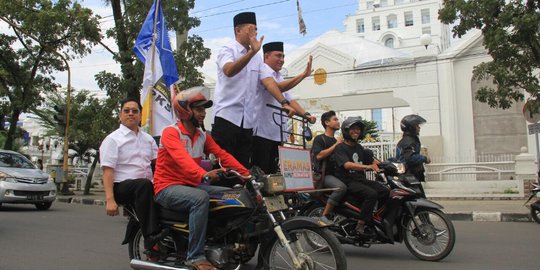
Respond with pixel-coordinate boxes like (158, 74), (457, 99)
(422, 27), (431, 35)
(421, 9), (430, 24)
(387, 14), (397, 29)
(395, 0), (404, 4)
(366, 1), (374, 9)
(380, 0), (388, 7)
(405, 11), (413, 26)
(384, 37), (395, 48)
(372, 16), (381, 31)
(356, 19), (365, 33)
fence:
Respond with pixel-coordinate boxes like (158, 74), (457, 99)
(426, 153), (516, 182)
(362, 141), (397, 161)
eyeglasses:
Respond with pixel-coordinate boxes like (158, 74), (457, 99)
(122, 109), (140, 114)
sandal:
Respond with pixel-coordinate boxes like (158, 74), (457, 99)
(187, 259), (217, 270)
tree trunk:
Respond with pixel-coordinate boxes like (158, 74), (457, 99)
(4, 109), (20, 150)
(83, 152), (99, 195)
(111, 0), (140, 101)
(0, 115), (5, 132)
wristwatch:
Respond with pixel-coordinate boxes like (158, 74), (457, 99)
(303, 112), (311, 118)
(202, 175), (211, 184)
(280, 98), (290, 106)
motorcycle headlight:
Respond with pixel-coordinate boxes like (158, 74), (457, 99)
(0, 171), (17, 183)
(262, 174), (286, 195)
(393, 162), (406, 174)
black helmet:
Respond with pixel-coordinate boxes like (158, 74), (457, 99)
(400, 114), (426, 133)
(341, 117), (365, 141)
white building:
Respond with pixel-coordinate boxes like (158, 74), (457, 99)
(280, 0), (529, 162)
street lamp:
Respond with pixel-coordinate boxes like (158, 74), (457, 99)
(419, 33), (443, 135)
(420, 33), (432, 49)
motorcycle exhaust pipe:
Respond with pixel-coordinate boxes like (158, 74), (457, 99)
(130, 259), (190, 270)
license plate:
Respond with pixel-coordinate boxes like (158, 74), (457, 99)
(264, 195), (288, 212)
(27, 195), (43, 200)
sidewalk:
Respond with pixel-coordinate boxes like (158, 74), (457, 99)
(56, 190), (535, 222)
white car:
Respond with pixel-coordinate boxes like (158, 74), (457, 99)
(0, 150), (56, 210)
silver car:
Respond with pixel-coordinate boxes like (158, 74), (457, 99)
(0, 150), (57, 210)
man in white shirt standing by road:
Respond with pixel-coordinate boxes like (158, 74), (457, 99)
(99, 98), (164, 253)
(252, 41), (316, 174)
(212, 12), (296, 167)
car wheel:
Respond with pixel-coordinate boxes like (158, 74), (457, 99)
(35, 202), (52, 210)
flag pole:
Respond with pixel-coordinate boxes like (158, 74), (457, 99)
(148, 0), (161, 134)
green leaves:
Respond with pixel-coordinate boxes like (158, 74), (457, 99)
(96, 0), (209, 100)
(439, 0), (540, 110)
(0, 0), (102, 149)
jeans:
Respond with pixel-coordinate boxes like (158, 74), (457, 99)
(323, 175), (347, 206)
(347, 179), (389, 223)
(155, 184), (230, 261)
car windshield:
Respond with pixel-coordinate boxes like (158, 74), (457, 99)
(0, 152), (36, 169)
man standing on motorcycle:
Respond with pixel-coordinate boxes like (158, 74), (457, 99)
(252, 41), (315, 174)
(212, 12), (296, 168)
(333, 117), (390, 237)
(311, 110), (347, 225)
(396, 114), (431, 196)
(153, 87), (250, 270)
(100, 98), (166, 253)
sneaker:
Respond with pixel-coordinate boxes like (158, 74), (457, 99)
(144, 244), (160, 262)
(317, 215), (334, 226)
(144, 228), (170, 250)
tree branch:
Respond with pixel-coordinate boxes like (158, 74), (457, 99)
(98, 40), (118, 57)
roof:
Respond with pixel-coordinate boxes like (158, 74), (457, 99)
(285, 29), (413, 69)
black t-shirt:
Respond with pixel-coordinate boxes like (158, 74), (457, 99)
(334, 142), (374, 183)
(311, 134), (337, 175)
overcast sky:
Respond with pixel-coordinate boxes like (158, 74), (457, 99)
(49, 0), (360, 91)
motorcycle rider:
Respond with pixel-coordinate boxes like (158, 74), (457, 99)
(99, 98), (167, 254)
(333, 117), (389, 237)
(153, 87), (250, 270)
(311, 110), (347, 225)
(396, 114), (431, 196)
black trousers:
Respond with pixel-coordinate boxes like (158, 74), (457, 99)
(251, 136), (280, 174)
(347, 179), (389, 223)
(211, 116), (253, 168)
(114, 179), (159, 238)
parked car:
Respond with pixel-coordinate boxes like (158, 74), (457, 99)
(0, 150), (56, 210)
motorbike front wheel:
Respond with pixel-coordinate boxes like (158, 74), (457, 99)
(403, 208), (455, 261)
(262, 227), (347, 270)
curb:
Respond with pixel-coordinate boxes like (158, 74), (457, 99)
(57, 196), (533, 222)
(57, 197), (105, 206)
(447, 212), (531, 222)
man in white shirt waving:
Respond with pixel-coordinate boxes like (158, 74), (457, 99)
(252, 41), (315, 174)
(212, 12), (296, 167)
(99, 98), (164, 252)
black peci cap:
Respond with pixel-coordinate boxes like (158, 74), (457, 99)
(263, 42), (284, 54)
(233, 12), (257, 27)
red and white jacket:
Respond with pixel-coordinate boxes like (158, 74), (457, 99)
(153, 122), (249, 195)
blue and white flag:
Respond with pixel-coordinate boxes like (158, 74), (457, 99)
(134, 0), (179, 136)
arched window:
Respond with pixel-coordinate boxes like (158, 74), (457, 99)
(384, 37), (394, 48)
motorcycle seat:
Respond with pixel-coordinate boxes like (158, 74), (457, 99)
(157, 206), (189, 222)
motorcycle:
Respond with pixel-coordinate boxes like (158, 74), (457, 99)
(524, 180), (540, 224)
(125, 168), (347, 270)
(299, 161), (455, 261)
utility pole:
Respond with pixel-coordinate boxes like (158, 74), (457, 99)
(58, 54), (73, 195)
